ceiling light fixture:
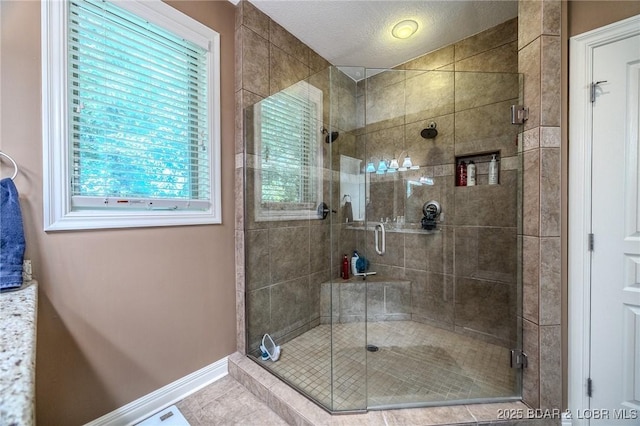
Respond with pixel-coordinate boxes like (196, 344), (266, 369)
(392, 20), (418, 39)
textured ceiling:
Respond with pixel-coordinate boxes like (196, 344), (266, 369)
(250, 0), (518, 78)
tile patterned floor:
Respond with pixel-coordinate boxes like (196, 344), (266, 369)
(176, 375), (288, 425)
(254, 321), (517, 411)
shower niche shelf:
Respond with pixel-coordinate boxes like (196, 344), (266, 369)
(455, 151), (500, 186)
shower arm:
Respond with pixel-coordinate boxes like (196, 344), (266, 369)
(374, 222), (386, 256)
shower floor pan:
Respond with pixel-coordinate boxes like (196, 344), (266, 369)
(255, 321), (517, 411)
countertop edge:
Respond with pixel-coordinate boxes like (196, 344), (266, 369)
(1, 280), (38, 426)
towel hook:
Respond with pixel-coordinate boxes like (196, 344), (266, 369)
(0, 151), (18, 180)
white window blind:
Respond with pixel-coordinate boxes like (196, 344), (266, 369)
(253, 81), (323, 221)
(261, 91), (318, 206)
(68, 0), (210, 211)
(42, 0), (221, 230)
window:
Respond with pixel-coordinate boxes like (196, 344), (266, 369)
(252, 81), (323, 221)
(42, 0), (220, 230)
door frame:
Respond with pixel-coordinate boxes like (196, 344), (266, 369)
(568, 14), (640, 424)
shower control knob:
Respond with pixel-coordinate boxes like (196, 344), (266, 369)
(422, 200), (441, 218)
(317, 202), (336, 220)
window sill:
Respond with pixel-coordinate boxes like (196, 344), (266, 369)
(254, 211), (322, 222)
(44, 210), (221, 231)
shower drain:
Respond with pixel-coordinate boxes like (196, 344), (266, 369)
(366, 344), (379, 352)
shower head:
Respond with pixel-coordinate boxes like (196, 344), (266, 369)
(321, 127), (339, 143)
(325, 131), (339, 144)
(421, 128), (438, 139)
(420, 122), (438, 139)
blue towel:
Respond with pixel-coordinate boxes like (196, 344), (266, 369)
(0, 178), (25, 290)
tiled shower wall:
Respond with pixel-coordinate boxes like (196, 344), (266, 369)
(235, 0), (563, 412)
(517, 0), (562, 411)
(238, 7), (523, 352)
(235, 0), (337, 352)
(338, 18), (522, 349)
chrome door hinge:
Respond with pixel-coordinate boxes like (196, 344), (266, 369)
(588, 233), (594, 251)
(591, 81), (608, 103)
(587, 377), (593, 397)
(511, 105), (529, 124)
(510, 349), (528, 369)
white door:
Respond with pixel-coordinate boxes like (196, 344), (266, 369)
(590, 32), (640, 424)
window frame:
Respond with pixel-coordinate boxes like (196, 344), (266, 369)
(252, 81), (324, 222)
(42, 0), (221, 231)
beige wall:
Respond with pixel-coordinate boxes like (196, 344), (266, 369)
(568, 0), (640, 36)
(0, 1), (237, 424)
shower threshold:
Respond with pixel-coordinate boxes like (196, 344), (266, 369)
(229, 351), (528, 425)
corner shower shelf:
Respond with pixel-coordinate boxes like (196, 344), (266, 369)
(455, 151), (501, 186)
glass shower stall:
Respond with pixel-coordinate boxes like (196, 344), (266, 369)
(243, 65), (524, 412)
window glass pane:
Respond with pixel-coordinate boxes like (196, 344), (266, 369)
(260, 90), (318, 206)
(68, 0), (209, 201)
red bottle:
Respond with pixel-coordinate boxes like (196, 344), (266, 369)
(342, 254), (349, 280)
(456, 161), (467, 186)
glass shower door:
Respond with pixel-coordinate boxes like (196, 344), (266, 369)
(327, 65), (369, 412)
(243, 63), (524, 414)
(356, 67), (525, 408)
(243, 67), (338, 412)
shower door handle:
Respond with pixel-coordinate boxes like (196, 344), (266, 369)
(374, 222), (386, 255)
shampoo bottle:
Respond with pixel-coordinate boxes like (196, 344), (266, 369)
(467, 161), (476, 186)
(342, 254), (349, 280)
(488, 154), (499, 185)
(456, 161), (467, 186)
(351, 251), (359, 276)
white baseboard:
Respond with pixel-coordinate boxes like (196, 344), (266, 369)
(84, 356), (228, 426)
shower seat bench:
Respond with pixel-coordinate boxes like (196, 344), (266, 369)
(320, 276), (410, 324)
